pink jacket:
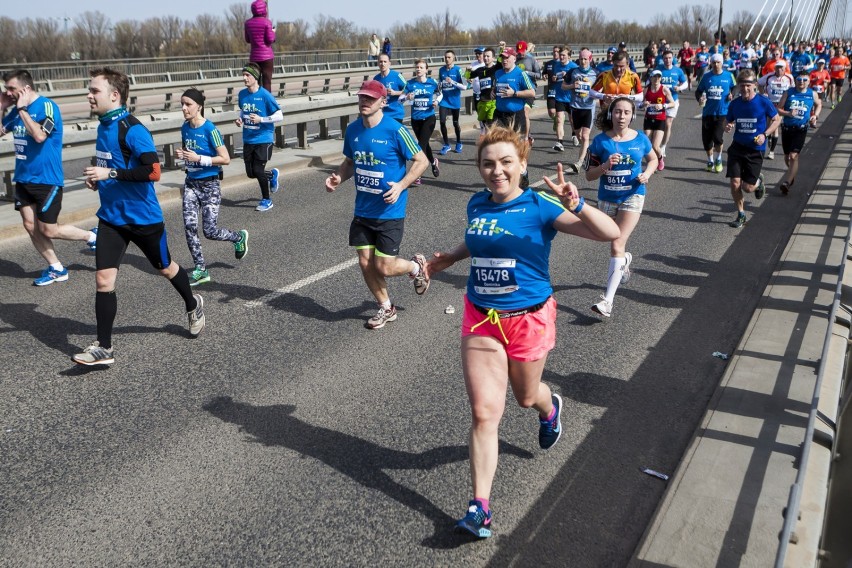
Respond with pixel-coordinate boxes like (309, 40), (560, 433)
(244, 0), (275, 62)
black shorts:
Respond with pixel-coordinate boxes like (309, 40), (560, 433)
(349, 216), (405, 257)
(682, 65), (694, 76)
(554, 100), (570, 113)
(243, 142), (273, 164)
(701, 115), (726, 150)
(644, 116), (666, 132)
(832, 78), (844, 87)
(546, 97), (557, 111)
(96, 219), (172, 271)
(726, 141), (763, 185)
(15, 183), (63, 224)
(494, 110), (527, 135)
(781, 125), (808, 155)
(571, 108), (593, 129)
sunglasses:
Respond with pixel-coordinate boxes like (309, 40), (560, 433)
(796, 77), (809, 81)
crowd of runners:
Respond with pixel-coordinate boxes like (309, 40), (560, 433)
(2, 33), (850, 540)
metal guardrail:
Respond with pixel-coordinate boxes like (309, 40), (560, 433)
(774, 219), (852, 567)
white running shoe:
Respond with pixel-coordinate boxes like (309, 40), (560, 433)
(591, 295), (612, 318)
(621, 252), (632, 284)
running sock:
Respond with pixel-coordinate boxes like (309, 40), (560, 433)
(661, 145), (667, 157)
(475, 498), (490, 514)
(380, 300), (392, 310)
(169, 269), (197, 311)
(50, 262), (64, 271)
(409, 261), (420, 277)
(96, 290), (117, 349)
(604, 256), (627, 304)
(540, 404), (556, 421)
(87, 230), (97, 242)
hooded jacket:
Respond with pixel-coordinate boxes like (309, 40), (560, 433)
(245, 0), (275, 62)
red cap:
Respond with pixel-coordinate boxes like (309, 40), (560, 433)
(356, 80), (387, 99)
(502, 47), (518, 58)
(515, 41), (528, 54)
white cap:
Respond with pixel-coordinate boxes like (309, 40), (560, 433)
(774, 59), (786, 68)
(700, 40), (706, 46)
(710, 53), (724, 63)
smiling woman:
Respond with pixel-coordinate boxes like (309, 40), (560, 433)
(423, 125), (619, 539)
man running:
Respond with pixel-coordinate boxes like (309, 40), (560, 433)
(656, 49), (689, 169)
(74, 67), (205, 365)
(724, 69), (781, 229)
(776, 73), (821, 195)
(809, 59), (831, 102)
(562, 49), (597, 173)
(828, 47), (850, 108)
(324, 80), (430, 329)
(678, 41), (695, 90)
(373, 53), (407, 123)
(757, 59), (794, 160)
(516, 41), (542, 146)
(696, 54), (736, 172)
(591, 51), (644, 112)
(438, 50), (467, 155)
(469, 48), (499, 136)
(694, 42), (711, 84)
(551, 46), (577, 153)
(1, 69), (97, 286)
(543, 45), (562, 133)
(235, 62), (283, 212)
(494, 46), (536, 187)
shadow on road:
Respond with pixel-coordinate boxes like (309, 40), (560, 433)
(202, 395), (535, 549)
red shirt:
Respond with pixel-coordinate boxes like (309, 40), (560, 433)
(678, 48), (695, 67)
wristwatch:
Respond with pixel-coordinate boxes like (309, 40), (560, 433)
(108, 169), (118, 179)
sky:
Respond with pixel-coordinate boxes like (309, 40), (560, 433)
(9, 1), (809, 36)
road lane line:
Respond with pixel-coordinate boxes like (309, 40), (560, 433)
(244, 257), (359, 308)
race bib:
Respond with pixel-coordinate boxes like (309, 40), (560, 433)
(354, 167), (384, 194)
(603, 168), (634, 192)
(471, 257), (518, 295)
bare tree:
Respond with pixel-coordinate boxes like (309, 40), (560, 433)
(71, 11), (113, 60)
(24, 18), (68, 62)
(0, 17), (23, 63)
(113, 21), (145, 59)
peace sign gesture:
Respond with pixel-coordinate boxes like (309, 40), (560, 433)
(542, 163), (581, 212)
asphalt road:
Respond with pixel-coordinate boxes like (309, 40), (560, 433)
(0, 96), (842, 567)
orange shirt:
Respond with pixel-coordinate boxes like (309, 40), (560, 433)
(592, 70), (643, 95)
(829, 56), (850, 79)
(761, 59), (783, 77)
(810, 69), (831, 92)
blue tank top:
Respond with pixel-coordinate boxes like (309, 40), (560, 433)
(782, 87), (816, 127)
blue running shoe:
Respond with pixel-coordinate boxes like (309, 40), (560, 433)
(33, 266), (69, 286)
(455, 500), (492, 538)
(454, 142), (463, 153)
(87, 227), (98, 251)
(256, 199), (274, 212)
(439, 144), (451, 155)
(270, 168), (280, 193)
(539, 393), (562, 450)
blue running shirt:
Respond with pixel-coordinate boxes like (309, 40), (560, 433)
(726, 95), (779, 150)
(587, 132), (653, 204)
(238, 87), (280, 144)
(438, 65), (465, 110)
(465, 189), (566, 310)
(342, 114), (421, 219)
(565, 66), (597, 109)
(781, 87), (817, 127)
(494, 67), (535, 112)
(3, 96), (63, 186)
(93, 109), (164, 225)
(656, 65), (688, 100)
(403, 78), (440, 120)
(373, 70), (408, 121)
(554, 61), (578, 104)
(696, 71), (737, 116)
(182, 120), (225, 179)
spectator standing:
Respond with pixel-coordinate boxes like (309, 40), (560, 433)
(368, 33), (381, 64)
(244, 0), (276, 93)
(382, 38), (392, 58)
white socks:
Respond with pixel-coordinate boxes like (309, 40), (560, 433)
(604, 256), (626, 304)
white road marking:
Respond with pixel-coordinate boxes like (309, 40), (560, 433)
(244, 257), (359, 308)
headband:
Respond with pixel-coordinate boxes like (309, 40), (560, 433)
(242, 65), (261, 80)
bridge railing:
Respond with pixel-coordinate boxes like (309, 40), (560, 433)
(774, 219), (852, 567)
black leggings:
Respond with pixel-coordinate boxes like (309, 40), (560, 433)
(439, 107), (461, 145)
(243, 142), (272, 199)
(410, 116), (436, 163)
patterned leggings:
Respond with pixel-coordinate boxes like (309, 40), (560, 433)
(182, 178), (240, 268)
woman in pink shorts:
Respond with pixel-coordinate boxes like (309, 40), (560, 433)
(422, 126), (619, 538)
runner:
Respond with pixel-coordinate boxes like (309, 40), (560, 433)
(678, 41), (695, 90)
(551, 46), (578, 153)
(694, 42), (711, 84)
(516, 41), (542, 146)
(438, 50), (468, 155)
(590, 51), (644, 112)
(828, 47), (850, 108)
(373, 54), (408, 123)
(466, 46), (486, 108)
(724, 69), (781, 229)
(776, 73), (821, 195)
(655, 49), (689, 169)
(324, 80), (430, 329)
(543, 45), (563, 133)
(74, 67), (205, 366)
(422, 126), (619, 539)
(585, 96), (658, 318)
(562, 49), (597, 173)
(175, 88), (248, 287)
(640, 70), (674, 172)
(695, 54), (737, 172)
(809, 59), (831, 102)
(235, 62), (283, 212)
(469, 48), (499, 136)
(757, 60), (794, 160)
(595, 47), (618, 74)
(1, 69), (97, 286)
(403, 59), (441, 183)
(494, 46), (536, 188)
(789, 42), (815, 76)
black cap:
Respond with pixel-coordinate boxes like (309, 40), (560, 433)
(618, 41), (626, 48)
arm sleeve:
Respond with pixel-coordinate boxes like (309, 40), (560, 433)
(117, 125), (161, 182)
